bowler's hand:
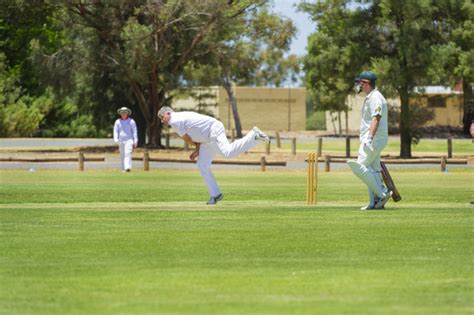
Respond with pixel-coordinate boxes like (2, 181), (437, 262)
(363, 137), (374, 152)
(190, 150), (199, 161)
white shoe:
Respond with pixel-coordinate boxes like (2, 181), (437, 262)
(374, 191), (392, 209)
(206, 193), (224, 205)
(360, 204), (375, 210)
(252, 127), (270, 143)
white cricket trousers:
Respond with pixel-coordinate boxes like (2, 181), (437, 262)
(357, 137), (388, 171)
(197, 122), (258, 197)
(357, 137), (388, 199)
(119, 140), (134, 171)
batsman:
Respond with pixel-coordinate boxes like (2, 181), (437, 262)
(347, 71), (393, 210)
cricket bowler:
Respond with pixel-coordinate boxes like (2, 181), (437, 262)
(158, 106), (270, 205)
(347, 71), (392, 210)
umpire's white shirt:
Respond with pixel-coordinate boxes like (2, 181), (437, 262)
(113, 117), (138, 171)
(114, 118), (138, 144)
(360, 88), (388, 142)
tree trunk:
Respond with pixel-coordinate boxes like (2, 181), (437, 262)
(129, 80), (163, 147)
(337, 111), (342, 136)
(345, 108), (349, 135)
(222, 78), (243, 138)
(462, 78), (473, 135)
(399, 87), (412, 158)
(330, 112), (337, 135)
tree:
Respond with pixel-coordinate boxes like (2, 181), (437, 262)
(183, 5), (299, 137)
(300, 0), (370, 135)
(55, 0), (263, 147)
(362, 0), (450, 158)
(0, 53), (53, 136)
(427, 0), (474, 135)
(304, 0), (450, 157)
(0, 0), (58, 95)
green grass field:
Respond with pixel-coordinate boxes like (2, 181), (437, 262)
(1, 168), (473, 314)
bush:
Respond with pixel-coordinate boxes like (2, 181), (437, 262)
(306, 111), (327, 130)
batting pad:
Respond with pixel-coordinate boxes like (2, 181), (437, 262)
(347, 160), (386, 198)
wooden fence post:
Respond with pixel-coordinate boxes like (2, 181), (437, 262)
(276, 131), (281, 148)
(291, 138), (296, 155)
(441, 156), (447, 172)
(165, 133), (170, 149)
(184, 141), (189, 151)
(260, 156), (266, 172)
(144, 150), (150, 171)
(345, 136), (351, 158)
(265, 142), (271, 155)
(317, 138), (323, 157)
(324, 155), (331, 172)
(447, 138), (452, 158)
(78, 152), (84, 171)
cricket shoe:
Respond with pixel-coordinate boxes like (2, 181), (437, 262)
(252, 127), (270, 144)
(374, 191), (392, 209)
(207, 193), (224, 205)
(361, 197), (384, 210)
(360, 204), (384, 210)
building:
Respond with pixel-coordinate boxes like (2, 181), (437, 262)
(173, 86), (306, 131)
(325, 86), (464, 134)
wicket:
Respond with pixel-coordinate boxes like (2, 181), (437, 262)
(306, 152), (318, 205)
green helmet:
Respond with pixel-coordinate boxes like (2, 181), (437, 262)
(355, 71), (377, 85)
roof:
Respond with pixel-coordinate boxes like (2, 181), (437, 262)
(413, 86), (463, 95)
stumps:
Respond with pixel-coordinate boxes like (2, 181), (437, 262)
(306, 152), (318, 205)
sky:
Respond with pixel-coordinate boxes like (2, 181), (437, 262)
(270, 0), (314, 57)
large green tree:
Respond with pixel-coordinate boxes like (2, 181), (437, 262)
(303, 0), (452, 157)
(0, 0), (58, 94)
(428, 0), (474, 135)
(300, 0), (374, 135)
(183, 5), (299, 137)
(0, 1), (59, 136)
(367, 0), (449, 157)
(54, 0), (263, 146)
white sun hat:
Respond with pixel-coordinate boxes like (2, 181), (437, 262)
(117, 107), (132, 115)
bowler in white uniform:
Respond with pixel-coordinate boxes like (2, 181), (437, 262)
(347, 71), (392, 210)
(113, 107), (138, 172)
(158, 107), (270, 205)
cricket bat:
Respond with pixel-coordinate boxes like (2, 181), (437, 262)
(380, 161), (402, 202)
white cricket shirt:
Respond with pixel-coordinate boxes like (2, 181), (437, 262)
(113, 118), (138, 144)
(360, 88), (388, 141)
(169, 112), (220, 143)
